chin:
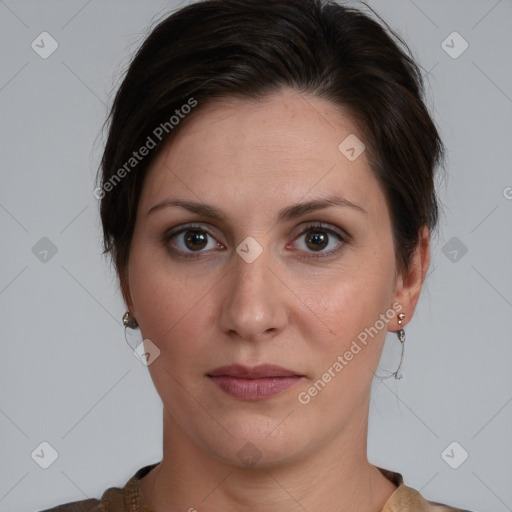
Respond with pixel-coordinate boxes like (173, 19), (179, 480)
(198, 415), (314, 470)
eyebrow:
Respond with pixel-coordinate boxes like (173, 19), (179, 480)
(147, 195), (366, 221)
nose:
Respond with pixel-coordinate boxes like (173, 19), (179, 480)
(218, 242), (288, 343)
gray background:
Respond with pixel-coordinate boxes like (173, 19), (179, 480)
(1, 1), (511, 511)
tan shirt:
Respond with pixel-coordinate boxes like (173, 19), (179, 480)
(40, 463), (473, 512)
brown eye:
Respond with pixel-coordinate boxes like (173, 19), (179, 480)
(163, 224), (224, 259)
(292, 223), (348, 259)
(184, 230), (208, 251)
(305, 229), (329, 251)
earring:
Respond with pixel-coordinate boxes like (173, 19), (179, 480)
(122, 311), (138, 329)
(375, 312), (407, 381)
(123, 311), (140, 350)
(393, 313), (406, 380)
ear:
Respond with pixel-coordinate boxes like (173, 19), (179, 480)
(391, 226), (431, 329)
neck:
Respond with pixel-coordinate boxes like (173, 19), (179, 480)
(140, 406), (397, 512)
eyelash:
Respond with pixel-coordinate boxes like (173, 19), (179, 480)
(162, 222), (350, 260)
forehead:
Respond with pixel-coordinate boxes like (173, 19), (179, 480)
(138, 89), (384, 219)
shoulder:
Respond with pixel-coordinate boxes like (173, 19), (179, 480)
(384, 482), (474, 512)
(378, 467), (474, 512)
(38, 485), (126, 512)
(38, 463), (158, 512)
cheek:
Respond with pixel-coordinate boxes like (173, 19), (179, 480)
(295, 254), (397, 400)
(309, 283), (390, 379)
(127, 242), (215, 351)
(301, 247), (395, 341)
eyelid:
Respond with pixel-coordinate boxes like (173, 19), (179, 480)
(292, 221), (349, 240)
(164, 221), (349, 239)
(164, 222), (217, 238)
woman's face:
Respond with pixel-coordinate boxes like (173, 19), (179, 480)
(125, 89), (424, 467)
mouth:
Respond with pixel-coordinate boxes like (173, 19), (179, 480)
(206, 364), (304, 400)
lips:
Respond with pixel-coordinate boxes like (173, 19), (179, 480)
(207, 364), (304, 400)
(207, 364), (302, 379)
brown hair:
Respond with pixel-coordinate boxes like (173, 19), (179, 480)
(97, 0), (444, 287)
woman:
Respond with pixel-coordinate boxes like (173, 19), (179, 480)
(41, 0), (473, 510)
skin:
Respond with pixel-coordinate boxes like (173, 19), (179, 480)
(123, 88), (430, 512)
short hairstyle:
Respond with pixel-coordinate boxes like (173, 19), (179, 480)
(98, 0), (445, 286)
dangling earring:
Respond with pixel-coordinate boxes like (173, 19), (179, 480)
(375, 312), (407, 381)
(123, 311), (140, 350)
(393, 313), (406, 380)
